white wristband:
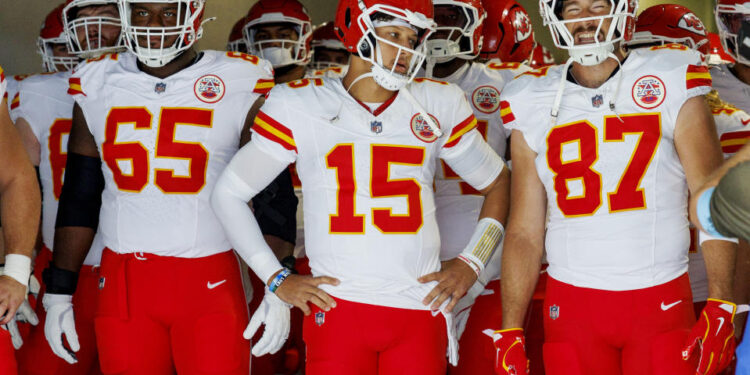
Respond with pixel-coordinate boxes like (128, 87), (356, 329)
(460, 217), (505, 271)
(2, 254), (31, 287)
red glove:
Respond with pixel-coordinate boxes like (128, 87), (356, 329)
(682, 299), (737, 375)
(493, 328), (529, 375)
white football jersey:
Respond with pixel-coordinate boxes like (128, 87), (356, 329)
(306, 66), (347, 79)
(251, 77), (501, 309)
(0, 66), (6, 102)
(711, 64), (750, 113)
(426, 62), (516, 267)
(687, 102), (750, 301)
(69, 51), (274, 258)
(502, 47), (711, 291)
(6, 74), (35, 115)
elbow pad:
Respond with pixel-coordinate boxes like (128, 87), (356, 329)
(55, 153), (104, 229)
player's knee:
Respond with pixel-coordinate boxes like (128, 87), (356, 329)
(543, 342), (583, 375)
(191, 313), (246, 373)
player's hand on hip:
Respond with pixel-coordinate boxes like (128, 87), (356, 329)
(493, 328), (529, 375)
(245, 290), (292, 356)
(43, 293), (79, 364)
(419, 258), (478, 312)
(274, 274), (339, 316)
(0, 275), (27, 325)
(683, 299), (737, 375)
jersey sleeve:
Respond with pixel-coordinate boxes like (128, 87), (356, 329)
(439, 84), (479, 152)
(685, 64), (712, 99)
(0, 66), (6, 100)
(250, 86), (298, 164)
(67, 59), (103, 104)
(717, 109), (750, 155)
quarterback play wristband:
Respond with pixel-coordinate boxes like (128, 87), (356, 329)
(2, 254), (31, 287)
(460, 218), (505, 272)
(269, 268), (292, 293)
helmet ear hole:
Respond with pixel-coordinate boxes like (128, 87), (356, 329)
(345, 8), (352, 29)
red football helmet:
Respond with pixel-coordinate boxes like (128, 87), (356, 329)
(629, 4), (709, 56)
(528, 43), (555, 68)
(37, 3), (79, 72)
(244, 0), (313, 68)
(310, 22), (349, 70)
(715, 0), (750, 65)
(708, 31), (736, 65)
(479, 0), (535, 63)
(228, 17), (248, 53)
(426, 0), (486, 63)
(119, 0), (207, 67)
(334, 0), (436, 90)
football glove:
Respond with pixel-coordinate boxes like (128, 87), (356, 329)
(453, 281), (485, 339)
(43, 293), (79, 364)
(494, 328), (529, 375)
(244, 290), (291, 357)
(682, 299), (736, 375)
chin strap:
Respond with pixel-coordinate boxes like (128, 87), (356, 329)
(400, 85), (443, 138)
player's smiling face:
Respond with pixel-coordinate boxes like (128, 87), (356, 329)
(560, 0), (613, 45)
(375, 25), (418, 74)
(131, 3), (184, 48)
(75, 4), (121, 49)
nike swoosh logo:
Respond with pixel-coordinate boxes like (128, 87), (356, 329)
(207, 280), (227, 289)
(742, 118), (750, 126)
(717, 317), (725, 334)
(661, 300), (682, 311)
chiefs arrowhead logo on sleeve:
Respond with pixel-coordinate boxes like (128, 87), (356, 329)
(472, 86), (501, 114)
(194, 74), (226, 104)
(632, 75), (666, 109)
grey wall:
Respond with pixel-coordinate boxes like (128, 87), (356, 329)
(0, 0), (719, 75)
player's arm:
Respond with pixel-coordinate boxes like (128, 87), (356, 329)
(240, 97), (297, 267)
(0, 99), (41, 324)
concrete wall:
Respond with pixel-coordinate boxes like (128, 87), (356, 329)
(0, 0), (719, 75)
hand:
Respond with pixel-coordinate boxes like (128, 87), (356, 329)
(453, 281), (485, 339)
(43, 293), (79, 364)
(493, 328), (529, 375)
(1, 299), (38, 350)
(273, 274), (339, 316)
(244, 290), (292, 357)
(683, 299), (737, 375)
(0, 275), (27, 325)
(419, 258), (478, 312)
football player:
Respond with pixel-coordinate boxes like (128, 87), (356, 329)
(308, 21), (351, 76)
(714, 0), (750, 113)
(41, 1), (295, 374)
(478, 0), (535, 76)
(228, 17), (249, 54)
(497, 0), (738, 374)
(10, 1), (123, 374)
(211, 0), (510, 373)
(421, 0), (513, 373)
(0, 65), (43, 375)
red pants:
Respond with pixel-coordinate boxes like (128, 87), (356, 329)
(543, 273), (697, 375)
(0, 328), (17, 375)
(94, 249), (249, 375)
(304, 297), (447, 375)
(17, 246), (102, 375)
(449, 280), (501, 375)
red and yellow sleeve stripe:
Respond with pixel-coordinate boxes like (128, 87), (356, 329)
(686, 65), (711, 90)
(253, 111), (297, 152)
(68, 77), (85, 96)
(720, 131), (750, 154)
(10, 93), (20, 110)
(0, 66), (5, 84)
(444, 115), (478, 148)
(253, 78), (275, 96)
(500, 101), (515, 124)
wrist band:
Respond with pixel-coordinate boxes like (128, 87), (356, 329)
(42, 262), (79, 295)
(460, 217), (505, 272)
(269, 268), (292, 293)
(457, 255), (481, 277)
(2, 254), (31, 288)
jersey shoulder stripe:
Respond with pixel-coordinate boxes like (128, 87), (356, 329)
(254, 111), (297, 152)
(444, 115), (478, 148)
(686, 65), (711, 90)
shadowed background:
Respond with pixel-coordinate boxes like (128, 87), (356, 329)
(0, 0), (718, 75)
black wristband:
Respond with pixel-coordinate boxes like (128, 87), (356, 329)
(42, 263), (79, 295)
(281, 255), (297, 274)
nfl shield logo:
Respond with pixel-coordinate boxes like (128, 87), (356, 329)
(155, 82), (166, 94)
(315, 311), (325, 326)
(591, 94), (603, 108)
(549, 304), (560, 320)
(370, 121), (383, 134)
(99, 277), (105, 290)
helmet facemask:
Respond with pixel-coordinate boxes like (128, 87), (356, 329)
(426, 2), (483, 63)
(38, 39), (79, 72)
(63, 0), (124, 58)
(540, 0), (636, 66)
(119, 0), (207, 68)
(716, 2), (750, 65)
(245, 18), (312, 68)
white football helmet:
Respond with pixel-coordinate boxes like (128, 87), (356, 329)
(715, 0), (750, 65)
(63, 0), (124, 58)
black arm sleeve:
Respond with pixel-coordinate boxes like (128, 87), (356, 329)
(55, 152), (104, 229)
(711, 161), (750, 242)
(251, 168), (298, 245)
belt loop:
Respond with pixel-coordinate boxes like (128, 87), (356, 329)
(134, 252), (147, 261)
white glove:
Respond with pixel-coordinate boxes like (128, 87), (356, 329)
(442, 310), (459, 366)
(43, 293), (79, 364)
(28, 274), (41, 299)
(453, 281), (485, 339)
(244, 290), (291, 357)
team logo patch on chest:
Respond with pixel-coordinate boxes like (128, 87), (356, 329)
(194, 74), (226, 103)
(410, 113), (440, 143)
(632, 75), (666, 109)
(472, 85), (501, 113)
